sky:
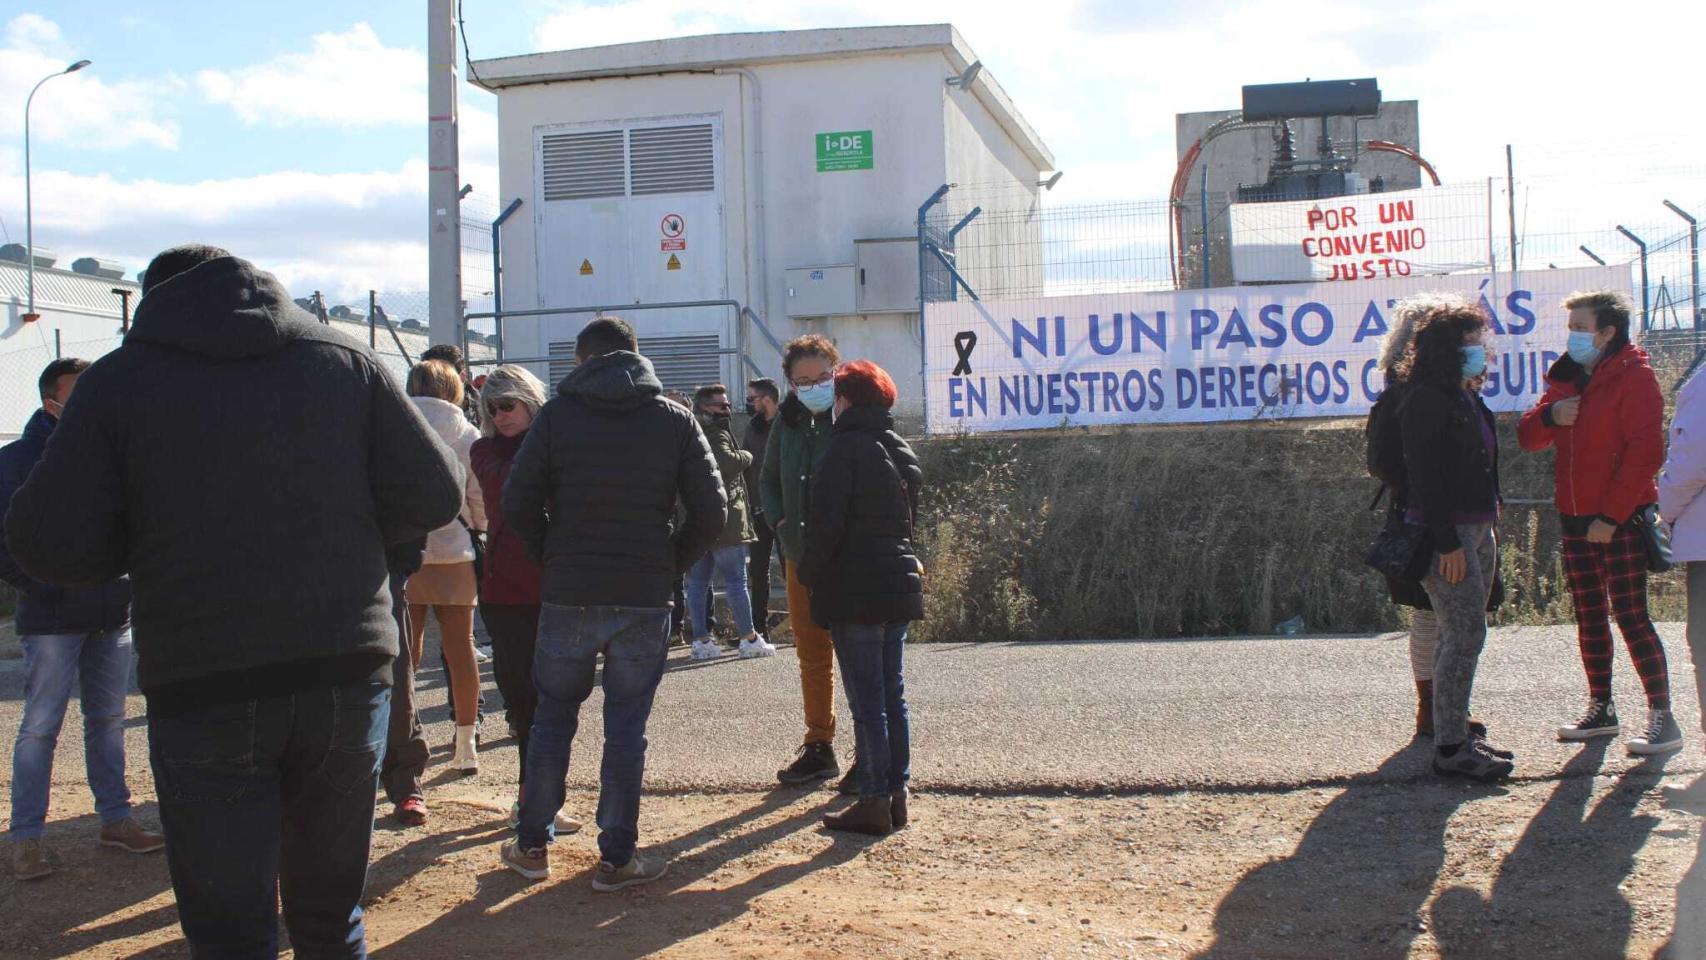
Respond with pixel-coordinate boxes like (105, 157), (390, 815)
(4, 0), (1705, 305)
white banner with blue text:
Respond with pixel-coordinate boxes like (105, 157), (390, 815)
(923, 265), (1632, 434)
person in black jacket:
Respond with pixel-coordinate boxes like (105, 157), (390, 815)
(500, 315), (725, 890)
(1397, 302), (1512, 783)
(798, 360), (923, 836)
(5, 245), (463, 956)
(743, 377), (781, 632)
(2, 358), (161, 882)
(1371, 296), (1504, 740)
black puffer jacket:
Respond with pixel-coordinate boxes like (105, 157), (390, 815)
(1399, 381), (1501, 554)
(797, 405), (924, 627)
(5, 256), (463, 711)
(504, 351), (726, 607)
(0, 410), (131, 635)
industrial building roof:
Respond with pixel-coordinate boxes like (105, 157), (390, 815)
(0, 259), (137, 318)
(470, 23), (1055, 170)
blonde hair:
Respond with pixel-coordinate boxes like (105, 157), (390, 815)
(1381, 293), (1473, 377)
(408, 359), (463, 406)
(479, 365), (549, 437)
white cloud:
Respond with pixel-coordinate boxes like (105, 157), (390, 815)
(0, 14), (179, 150)
(197, 23), (427, 127)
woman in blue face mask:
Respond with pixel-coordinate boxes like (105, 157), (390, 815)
(1519, 290), (1681, 756)
(1397, 303), (1512, 783)
(761, 334), (863, 791)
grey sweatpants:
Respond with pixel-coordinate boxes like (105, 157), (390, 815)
(1421, 523), (1498, 745)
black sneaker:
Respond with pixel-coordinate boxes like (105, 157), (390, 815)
(777, 742), (839, 785)
(1433, 741), (1514, 783)
(836, 760), (862, 796)
(1470, 723), (1514, 760)
(1558, 699), (1620, 741)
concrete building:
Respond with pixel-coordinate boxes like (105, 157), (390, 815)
(1176, 100), (1422, 287)
(470, 24), (1056, 416)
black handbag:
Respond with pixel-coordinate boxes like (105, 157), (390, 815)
(1363, 510), (1434, 582)
(1628, 505), (1674, 574)
(455, 515), (486, 586)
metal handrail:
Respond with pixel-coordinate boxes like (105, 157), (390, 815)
(464, 297), (784, 380)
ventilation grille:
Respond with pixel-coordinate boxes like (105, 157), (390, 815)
(541, 130), (625, 201)
(629, 125), (715, 196)
(546, 334), (722, 396)
(547, 340), (579, 386)
(641, 333), (723, 394)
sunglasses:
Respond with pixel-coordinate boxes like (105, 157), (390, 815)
(486, 399), (520, 416)
(791, 373), (833, 389)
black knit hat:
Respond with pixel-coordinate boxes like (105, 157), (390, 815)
(141, 244), (234, 295)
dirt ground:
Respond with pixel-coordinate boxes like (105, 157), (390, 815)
(5, 738), (1702, 960)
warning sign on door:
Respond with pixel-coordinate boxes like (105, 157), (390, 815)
(666, 254), (682, 271)
(579, 259), (594, 276)
(660, 238), (686, 252)
(661, 214), (686, 238)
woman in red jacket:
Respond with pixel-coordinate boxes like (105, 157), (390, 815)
(471, 365), (582, 833)
(1518, 290), (1683, 755)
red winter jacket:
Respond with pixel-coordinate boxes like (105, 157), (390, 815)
(470, 431), (544, 605)
(1517, 344), (1665, 524)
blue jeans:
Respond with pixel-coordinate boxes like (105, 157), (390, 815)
(148, 681), (390, 960)
(519, 604), (670, 865)
(686, 544), (755, 639)
(10, 628), (134, 840)
(830, 622), (912, 798)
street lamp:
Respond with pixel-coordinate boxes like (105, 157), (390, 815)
(23, 58), (91, 323)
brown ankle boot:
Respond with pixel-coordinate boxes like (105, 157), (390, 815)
(890, 787), (909, 829)
(823, 796), (893, 836)
(1416, 679), (1434, 737)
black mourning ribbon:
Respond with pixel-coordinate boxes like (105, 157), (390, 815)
(952, 331), (977, 375)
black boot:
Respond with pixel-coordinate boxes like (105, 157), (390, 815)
(777, 742), (839, 785)
(823, 796), (893, 836)
(836, 759), (862, 796)
(890, 787), (909, 829)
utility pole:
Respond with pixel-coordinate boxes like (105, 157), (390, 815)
(428, 0), (462, 348)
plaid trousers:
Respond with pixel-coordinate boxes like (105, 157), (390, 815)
(1561, 523), (1672, 709)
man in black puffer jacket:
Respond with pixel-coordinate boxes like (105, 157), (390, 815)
(500, 315), (724, 890)
(6, 245), (463, 956)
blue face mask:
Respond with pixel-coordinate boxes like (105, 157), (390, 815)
(796, 381), (835, 413)
(1461, 344), (1488, 379)
(1567, 330), (1602, 365)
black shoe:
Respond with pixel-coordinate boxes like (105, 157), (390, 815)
(777, 742), (840, 785)
(1469, 722), (1514, 760)
(1558, 698), (1620, 741)
(836, 760), (862, 796)
(1433, 741), (1514, 783)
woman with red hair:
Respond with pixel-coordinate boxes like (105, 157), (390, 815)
(797, 360), (924, 835)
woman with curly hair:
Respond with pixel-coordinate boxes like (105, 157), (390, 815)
(1372, 296), (1504, 739)
(1398, 302), (1513, 782)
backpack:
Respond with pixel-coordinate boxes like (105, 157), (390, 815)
(1364, 382), (1409, 503)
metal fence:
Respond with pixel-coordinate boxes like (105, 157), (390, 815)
(920, 171), (1706, 351)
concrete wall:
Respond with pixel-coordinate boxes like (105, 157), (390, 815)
(1174, 100), (1422, 286)
(490, 47), (1046, 419)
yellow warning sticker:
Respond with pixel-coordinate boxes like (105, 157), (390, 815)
(666, 254), (682, 271)
(579, 259), (594, 275)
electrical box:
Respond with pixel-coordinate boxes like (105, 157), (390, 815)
(785, 264), (856, 318)
(854, 238), (919, 314)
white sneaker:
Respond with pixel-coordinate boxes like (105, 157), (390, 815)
(739, 634), (777, 659)
(690, 639), (722, 661)
(508, 801), (584, 835)
(474, 644), (493, 664)
(451, 724), (478, 773)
